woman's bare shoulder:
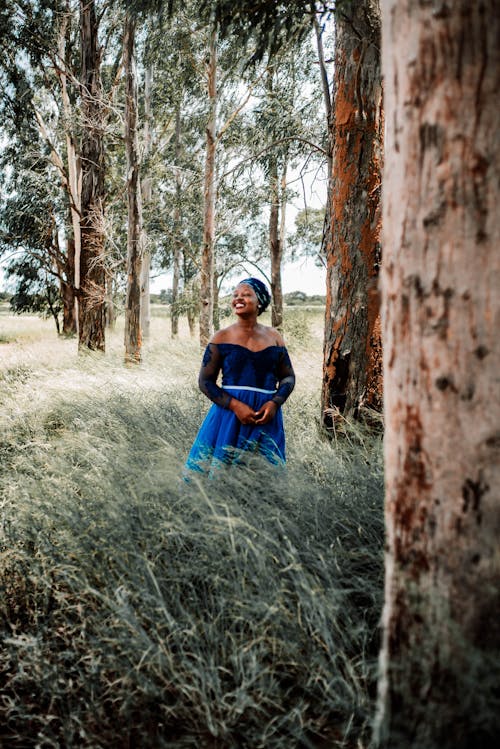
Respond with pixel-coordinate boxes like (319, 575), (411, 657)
(263, 326), (286, 347)
(210, 325), (237, 344)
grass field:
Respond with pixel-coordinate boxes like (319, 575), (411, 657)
(0, 306), (384, 748)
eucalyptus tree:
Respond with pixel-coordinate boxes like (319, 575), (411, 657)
(0, 0), (81, 335)
(139, 4), (206, 338)
(375, 2), (500, 747)
(321, 0), (383, 423)
(0, 165), (69, 334)
(123, 8), (143, 362)
(78, 0), (107, 350)
(201, 0), (383, 420)
(249, 38), (325, 330)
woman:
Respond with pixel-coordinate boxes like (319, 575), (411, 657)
(185, 278), (295, 472)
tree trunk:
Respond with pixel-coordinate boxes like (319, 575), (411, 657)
(375, 2), (500, 748)
(269, 152), (284, 330)
(141, 63), (153, 340)
(321, 0), (382, 424)
(123, 14), (143, 364)
(79, 0), (106, 351)
(199, 28), (217, 347)
(171, 105), (182, 338)
(105, 276), (116, 329)
(212, 270), (220, 331)
(61, 229), (77, 335)
(59, 3), (80, 336)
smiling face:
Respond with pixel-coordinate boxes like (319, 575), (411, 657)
(232, 283), (259, 317)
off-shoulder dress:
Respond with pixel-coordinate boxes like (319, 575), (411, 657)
(185, 342), (295, 471)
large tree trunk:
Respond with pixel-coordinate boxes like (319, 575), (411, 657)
(199, 28), (217, 347)
(375, 2), (500, 748)
(79, 0), (106, 351)
(321, 0), (382, 424)
(123, 14), (143, 364)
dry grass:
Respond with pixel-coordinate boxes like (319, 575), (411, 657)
(0, 306), (384, 748)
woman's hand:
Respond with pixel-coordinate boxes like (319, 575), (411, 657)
(229, 398), (259, 425)
(254, 400), (278, 425)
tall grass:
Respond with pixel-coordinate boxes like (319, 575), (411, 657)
(0, 309), (384, 748)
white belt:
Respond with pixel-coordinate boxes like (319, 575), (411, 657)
(224, 385), (276, 394)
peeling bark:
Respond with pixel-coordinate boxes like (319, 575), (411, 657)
(375, 2), (500, 747)
(78, 0), (106, 351)
(321, 0), (382, 423)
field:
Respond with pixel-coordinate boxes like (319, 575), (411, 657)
(0, 305), (384, 748)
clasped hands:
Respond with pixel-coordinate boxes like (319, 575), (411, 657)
(229, 398), (278, 425)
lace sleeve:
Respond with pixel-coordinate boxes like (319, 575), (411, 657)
(271, 348), (295, 406)
(198, 343), (232, 409)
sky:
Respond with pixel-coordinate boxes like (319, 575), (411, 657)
(150, 254), (327, 298)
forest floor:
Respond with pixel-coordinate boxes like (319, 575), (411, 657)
(0, 305), (384, 749)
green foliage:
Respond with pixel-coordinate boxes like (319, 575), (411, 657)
(288, 206), (326, 263)
(0, 312), (384, 748)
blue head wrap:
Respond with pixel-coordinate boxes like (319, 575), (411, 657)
(238, 277), (271, 315)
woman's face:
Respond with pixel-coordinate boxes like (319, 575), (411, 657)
(232, 284), (259, 316)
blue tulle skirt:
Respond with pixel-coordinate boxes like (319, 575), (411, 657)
(185, 386), (286, 473)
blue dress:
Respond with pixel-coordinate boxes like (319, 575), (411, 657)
(185, 342), (295, 472)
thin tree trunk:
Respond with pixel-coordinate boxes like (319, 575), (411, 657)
(79, 0), (106, 351)
(171, 105), (182, 338)
(375, 2), (500, 747)
(269, 151), (282, 329)
(140, 63), (152, 339)
(321, 0), (382, 423)
(199, 28), (217, 347)
(62, 228), (77, 334)
(266, 65), (284, 331)
(212, 270), (220, 331)
(123, 14), (143, 364)
(105, 276), (116, 328)
(59, 2), (80, 336)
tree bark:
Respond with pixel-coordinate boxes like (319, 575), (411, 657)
(199, 28), (217, 347)
(61, 230), (77, 335)
(79, 0), (106, 351)
(140, 63), (153, 340)
(321, 0), (383, 424)
(269, 153), (284, 330)
(123, 14), (143, 364)
(375, 2), (500, 747)
(59, 2), (80, 336)
(212, 270), (220, 331)
(171, 105), (182, 338)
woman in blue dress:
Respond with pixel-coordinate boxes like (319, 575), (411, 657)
(185, 278), (295, 472)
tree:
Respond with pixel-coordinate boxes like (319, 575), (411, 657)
(199, 26), (217, 346)
(375, 2), (500, 747)
(78, 0), (106, 350)
(321, 0), (383, 423)
(200, 1), (383, 419)
(0, 0), (81, 335)
(123, 11), (143, 363)
(287, 206), (325, 264)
